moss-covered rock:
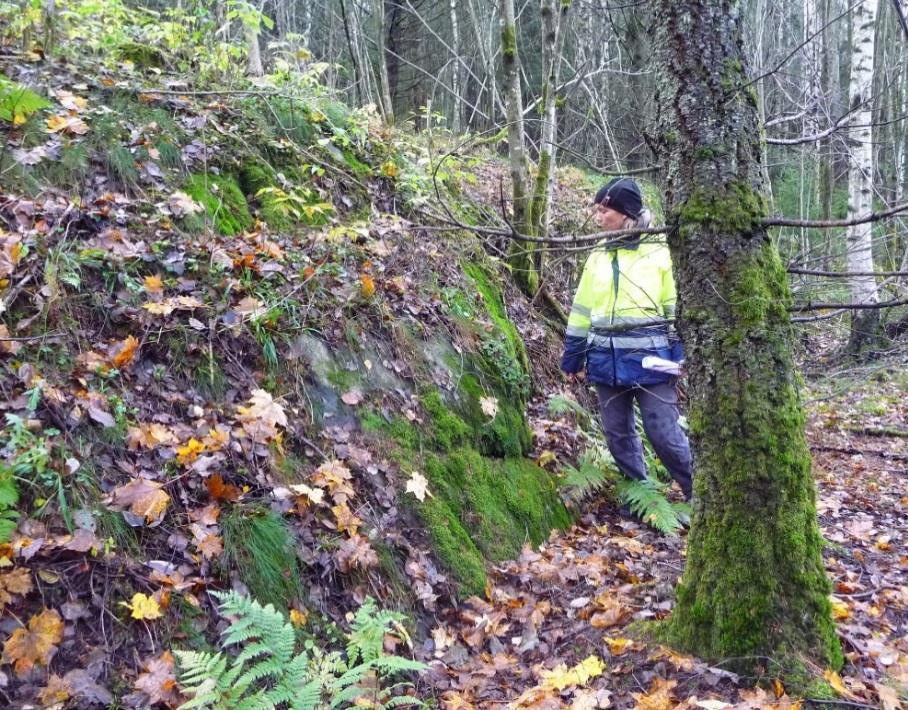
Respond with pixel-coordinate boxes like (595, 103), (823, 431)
(182, 172), (253, 235)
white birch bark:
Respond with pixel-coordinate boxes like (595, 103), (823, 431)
(846, 0), (880, 305)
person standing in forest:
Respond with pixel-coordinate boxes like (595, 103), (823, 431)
(560, 177), (693, 505)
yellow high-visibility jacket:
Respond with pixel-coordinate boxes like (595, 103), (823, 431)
(560, 240), (681, 386)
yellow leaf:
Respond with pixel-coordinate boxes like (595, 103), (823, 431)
(124, 592), (163, 620)
(289, 608), (308, 627)
(176, 438), (205, 466)
(1, 608), (64, 676)
(823, 669), (858, 700)
(631, 677), (677, 710)
(380, 160), (399, 178)
(603, 636), (635, 656)
(144, 274), (164, 295)
(830, 597), (850, 620)
(540, 655), (606, 691)
(536, 450), (557, 467)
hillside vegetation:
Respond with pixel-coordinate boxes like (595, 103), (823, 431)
(0, 4), (584, 704)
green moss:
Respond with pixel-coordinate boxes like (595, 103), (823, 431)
(419, 496), (488, 597)
(459, 372), (531, 458)
(676, 181), (766, 241)
(419, 389), (471, 451)
(238, 161), (296, 231)
(182, 172), (253, 235)
(666, 235), (842, 671)
(501, 24), (518, 59)
(360, 410), (420, 450)
(221, 506), (304, 608)
(422, 449), (569, 566)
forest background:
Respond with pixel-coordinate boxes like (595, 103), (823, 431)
(0, 0), (907, 708)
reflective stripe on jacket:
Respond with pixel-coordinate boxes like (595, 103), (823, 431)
(560, 240), (682, 386)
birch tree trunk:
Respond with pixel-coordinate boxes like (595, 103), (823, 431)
(846, 0), (881, 353)
(653, 0), (842, 673)
(449, 0), (462, 134)
(500, 0), (536, 293)
(375, 0), (395, 122)
(529, 0), (570, 239)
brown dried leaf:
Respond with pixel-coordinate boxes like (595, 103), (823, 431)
(106, 478), (170, 524)
(133, 651), (181, 706)
(2, 608), (64, 676)
(0, 568), (32, 610)
(631, 677), (676, 710)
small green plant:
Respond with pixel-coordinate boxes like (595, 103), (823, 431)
(174, 592), (426, 709)
(618, 478), (691, 535)
(0, 73), (49, 125)
(255, 186), (333, 225)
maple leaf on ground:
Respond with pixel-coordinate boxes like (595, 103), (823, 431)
(38, 674), (72, 706)
(335, 533), (378, 572)
(105, 478), (170, 525)
(132, 650), (181, 706)
(122, 592), (163, 620)
(235, 388), (288, 441)
(46, 113), (89, 135)
(166, 191), (203, 217)
(206, 474), (242, 502)
(0, 231), (24, 279)
(631, 677), (677, 710)
(541, 655), (606, 691)
(406, 471), (433, 502)
(126, 423), (179, 450)
(176, 438), (205, 465)
(108, 335), (139, 369)
(0, 324), (23, 355)
(331, 503), (363, 535)
(311, 460), (355, 503)
(143, 274), (164, 295)
(2, 608), (64, 676)
(0, 567), (32, 610)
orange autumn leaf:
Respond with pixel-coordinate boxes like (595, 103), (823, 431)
(360, 272), (376, 298)
(2, 608), (64, 676)
(206, 474), (242, 502)
(631, 677), (677, 710)
(110, 335), (140, 369)
(126, 423), (179, 450)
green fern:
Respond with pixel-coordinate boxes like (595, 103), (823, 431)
(175, 592), (427, 709)
(558, 443), (614, 503)
(617, 478), (690, 535)
(0, 74), (50, 125)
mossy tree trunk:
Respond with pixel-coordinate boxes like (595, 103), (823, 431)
(653, 0), (842, 673)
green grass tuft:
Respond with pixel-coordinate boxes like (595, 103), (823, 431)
(220, 506), (304, 608)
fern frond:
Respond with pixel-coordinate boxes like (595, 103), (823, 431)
(617, 478), (685, 535)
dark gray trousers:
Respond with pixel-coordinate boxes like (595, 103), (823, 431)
(595, 382), (693, 500)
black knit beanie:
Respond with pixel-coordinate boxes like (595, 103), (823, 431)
(594, 177), (643, 219)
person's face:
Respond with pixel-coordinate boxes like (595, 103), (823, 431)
(593, 203), (628, 231)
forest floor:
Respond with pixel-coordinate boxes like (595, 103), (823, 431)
(420, 361), (908, 709)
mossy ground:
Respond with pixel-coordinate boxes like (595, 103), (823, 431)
(182, 172), (254, 235)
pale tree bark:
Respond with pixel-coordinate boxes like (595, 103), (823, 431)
(846, 0), (882, 353)
(375, 0), (395, 122)
(500, 0), (535, 292)
(653, 0), (842, 673)
(449, 0), (462, 133)
(246, 22), (264, 76)
(530, 0), (570, 239)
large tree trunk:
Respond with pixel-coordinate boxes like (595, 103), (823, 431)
(653, 0), (842, 673)
(845, 0), (882, 354)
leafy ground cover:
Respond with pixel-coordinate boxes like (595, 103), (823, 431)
(411, 368), (908, 709)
